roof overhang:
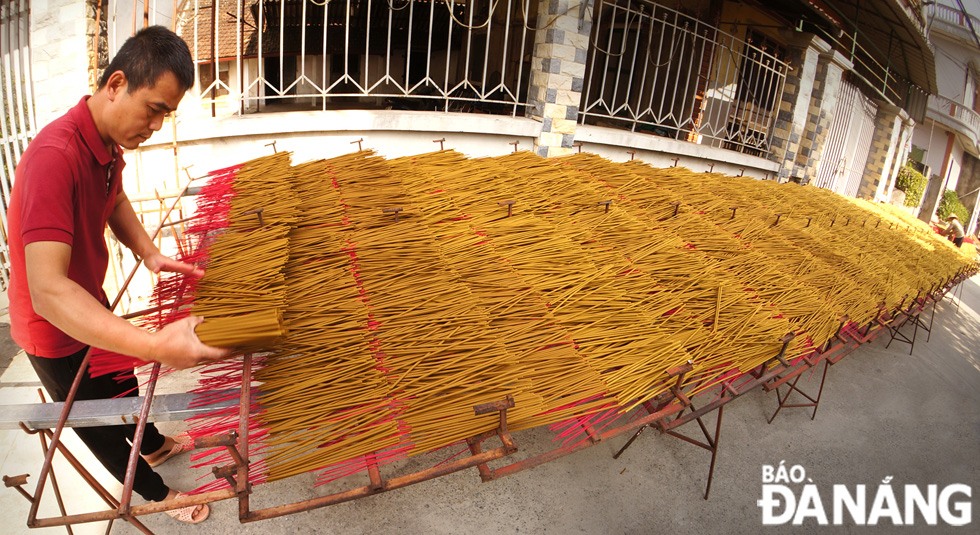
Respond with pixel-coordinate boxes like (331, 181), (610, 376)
(811, 0), (937, 94)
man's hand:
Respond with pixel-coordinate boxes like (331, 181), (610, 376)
(25, 242), (228, 365)
(148, 316), (232, 369)
(143, 251), (204, 277)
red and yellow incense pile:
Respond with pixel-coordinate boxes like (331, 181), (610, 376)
(93, 150), (978, 490)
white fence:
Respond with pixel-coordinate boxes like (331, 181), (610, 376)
(0, 0), (36, 289)
(813, 80), (877, 198)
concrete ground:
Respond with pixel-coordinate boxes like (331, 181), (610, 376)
(0, 277), (978, 535)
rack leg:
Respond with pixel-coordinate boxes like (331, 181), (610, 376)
(612, 426), (646, 460)
(663, 403), (725, 500)
(767, 361), (830, 424)
(810, 361), (830, 421)
(38, 432), (74, 535)
(925, 299), (937, 343)
(703, 405), (724, 500)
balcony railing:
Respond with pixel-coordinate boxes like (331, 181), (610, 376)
(927, 2), (980, 43)
(579, 1), (788, 157)
(930, 2), (978, 27)
(929, 93), (980, 149)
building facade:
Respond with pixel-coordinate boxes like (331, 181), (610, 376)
(0, 0), (939, 287)
(911, 2), (980, 233)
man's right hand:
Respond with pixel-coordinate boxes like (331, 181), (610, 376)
(149, 316), (232, 369)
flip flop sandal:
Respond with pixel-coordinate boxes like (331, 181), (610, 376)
(165, 494), (210, 524)
(145, 433), (194, 468)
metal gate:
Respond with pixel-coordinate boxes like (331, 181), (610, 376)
(813, 80), (876, 197)
(0, 0), (37, 288)
(0, 0), (37, 289)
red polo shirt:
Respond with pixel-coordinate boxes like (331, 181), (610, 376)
(7, 96), (124, 358)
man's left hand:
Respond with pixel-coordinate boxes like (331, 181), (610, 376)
(144, 252), (204, 277)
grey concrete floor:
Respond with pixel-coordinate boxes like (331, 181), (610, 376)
(1, 277), (978, 535)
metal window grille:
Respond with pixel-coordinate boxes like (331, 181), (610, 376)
(174, 0), (537, 117)
(0, 0), (36, 289)
(579, 0), (789, 157)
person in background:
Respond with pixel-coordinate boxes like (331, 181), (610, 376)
(944, 214), (965, 248)
(6, 26), (230, 524)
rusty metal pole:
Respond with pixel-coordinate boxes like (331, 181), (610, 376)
(36, 429), (153, 533)
(34, 438), (73, 535)
(118, 363), (162, 516)
(703, 405), (723, 500)
(211, 2), (217, 118)
(33, 391), (74, 535)
(238, 354), (252, 521)
(110, 180), (196, 311)
(27, 348), (93, 527)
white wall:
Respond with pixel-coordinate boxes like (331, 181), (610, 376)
(912, 123), (950, 178)
(107, 0), (175, 56)
(123, 110), (781, 201)
(30, 0), (91, 125)
(124, 111), (543, 194)
(946, 141), (965, 191)
(933, 36), (975, 103)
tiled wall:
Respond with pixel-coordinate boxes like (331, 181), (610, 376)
(858, 105), (903, 200)
(796, 51), (851, 183)
(769, 34), (829, 182)
(527, 0), (594, 158)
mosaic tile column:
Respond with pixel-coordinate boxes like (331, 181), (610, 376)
(767, 34), (831, 182)
(526, 0), (595, 158)
(857, 104), (905, 201)
(794, 50), (852, 184)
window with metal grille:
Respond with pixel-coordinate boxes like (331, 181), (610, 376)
(175, 0), (537, 117)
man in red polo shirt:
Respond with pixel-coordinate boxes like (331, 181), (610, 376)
(7, 26), (229, 524)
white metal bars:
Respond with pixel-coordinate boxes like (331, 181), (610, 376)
(812, 79), (858, 192)
(813, 79), (876, 197)
(0, 0), (36, 289)
(173, 0), (536, 116)
(579, 0), (788, 157)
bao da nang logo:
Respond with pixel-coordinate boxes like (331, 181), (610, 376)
(757, 462), (972, 526)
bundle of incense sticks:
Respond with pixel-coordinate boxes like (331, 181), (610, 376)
(89, 153), (294, 377)
(92, 150), (977, 491)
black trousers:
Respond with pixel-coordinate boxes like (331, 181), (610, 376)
(26, 346), (170, 502)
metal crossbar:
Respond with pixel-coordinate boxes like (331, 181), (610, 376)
(0, 391), (238, 430)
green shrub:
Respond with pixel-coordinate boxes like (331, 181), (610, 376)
(895, 164), (928, 207)
(937, 189), (970, 222)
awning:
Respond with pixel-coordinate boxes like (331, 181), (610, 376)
(809, 0), (938, 94)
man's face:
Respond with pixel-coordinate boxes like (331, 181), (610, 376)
(104, 71), (184, 150)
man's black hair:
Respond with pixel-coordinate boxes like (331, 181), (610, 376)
(97, 26), (194, 92)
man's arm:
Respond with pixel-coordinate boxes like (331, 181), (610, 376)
(108, 190), (202, 276)
(25, 241), (228, 368)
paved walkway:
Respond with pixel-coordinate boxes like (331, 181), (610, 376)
(0, 278), (978, 534)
